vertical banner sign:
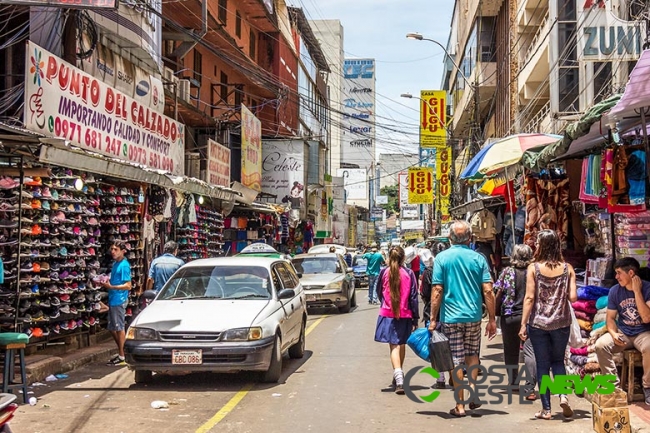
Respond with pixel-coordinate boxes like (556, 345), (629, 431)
(342, 58), (375, 173)
(436, 147), (451, 223)
(24, 41), (185, 175)
(261, 139), (305, 208)
(419, 90), (446, 149)
(207, 139), (230, 187)
(407, 167), (434, 204)
(399, 172), (419, 219)
(241, 105), (262, 191)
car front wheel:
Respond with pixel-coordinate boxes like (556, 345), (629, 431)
(261, 335), (282, 383)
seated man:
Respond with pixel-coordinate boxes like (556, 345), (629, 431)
(595, 257), (650, 405)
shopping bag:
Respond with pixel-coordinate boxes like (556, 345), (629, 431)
(406, 327), (431, 362)
(568, 302), (585, 348)
(429, 330), (454, 372)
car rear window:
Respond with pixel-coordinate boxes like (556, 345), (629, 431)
(292, 257), (341, 274)
(158, 266), (272, 300)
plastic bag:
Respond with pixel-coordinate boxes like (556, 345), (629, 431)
(429, 330), (454, 372)
(407, 327), (431, 362)
(568, 302), (585, 348)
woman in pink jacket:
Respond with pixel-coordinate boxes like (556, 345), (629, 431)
(374, 246), (419, 394)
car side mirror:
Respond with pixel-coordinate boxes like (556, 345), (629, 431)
(143, 290), (157, 301)
(296, 273), (303, 279)
(277, 288), (295, 300)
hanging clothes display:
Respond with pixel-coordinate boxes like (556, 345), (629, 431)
(604, 146), (646, 213)
(579, 155), (602, 204)
(469, 209), (497, 242)
(524, 177), (570, 249)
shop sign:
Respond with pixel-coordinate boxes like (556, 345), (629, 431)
(261, 139), (305, 209)
(436, 147), (451, 223)
(336, 168), (367, 200)
(407, 167), (434, 205)
(420, 90), (446, 148)
(241, 105), (262, 191)
(24, 41), (184, 175)
(399, 172), (420, 219)
(207, 139), (230, 187)
(342, 58), (375, 171)
(578, 9), (645, 62)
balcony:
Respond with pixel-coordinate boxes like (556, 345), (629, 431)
(451, 61), (497, 137)
(517, 10), (551, 103)
(481, 0), (505, 16)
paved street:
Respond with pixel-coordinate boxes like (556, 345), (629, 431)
(10, 288), (649, 432)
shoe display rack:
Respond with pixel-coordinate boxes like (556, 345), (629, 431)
(0, 169), (106, 341)
(177, 205), (224, 261)
(98, 184), (145, 322)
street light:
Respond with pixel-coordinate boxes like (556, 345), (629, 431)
(406, 32), (473, 89)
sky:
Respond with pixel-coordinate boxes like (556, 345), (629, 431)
(289, 0), (455, 157)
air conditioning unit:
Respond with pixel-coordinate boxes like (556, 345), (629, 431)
(163, 66), (174, 82)
(179, 79), (191, 103)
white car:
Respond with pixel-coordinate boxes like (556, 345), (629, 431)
(124, 257), (306, 384)
(292, 253), (356, 313)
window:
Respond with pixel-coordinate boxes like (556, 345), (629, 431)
(218, 0), (227, 24)
(193, 50), (202, 84)
(235, 11), (241, 38)
(249, 29), (256, 60)
(234, 86), (242, 107)
(220, 71), (228, 103)
(558, 68), (579, 112)
(593, 62), (612, 103)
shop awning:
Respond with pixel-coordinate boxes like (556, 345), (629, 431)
(521, 94), (621, 171)
(449, 196), (505, 218)
(38, 144), (240, 203)
(605, 49), (650, 124)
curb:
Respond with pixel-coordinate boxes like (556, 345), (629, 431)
(25, 343), (117, 384)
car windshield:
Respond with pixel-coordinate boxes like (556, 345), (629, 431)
(158, 265), (272, 300)
(354, 257), (367, 267)
(293, 257), (341, 274)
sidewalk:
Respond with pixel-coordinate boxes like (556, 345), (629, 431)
(23, 340), (117, 385)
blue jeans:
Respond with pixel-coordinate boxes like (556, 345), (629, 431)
(528, 325), (570, 410)
(367, 274), (378, 302)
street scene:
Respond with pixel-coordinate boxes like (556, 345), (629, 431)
(0, 0), (650, 431)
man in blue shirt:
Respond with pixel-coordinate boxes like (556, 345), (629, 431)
(595, 257), (650, 405)
(102, 241), (132, 366)
(147, 241), (185, 293)
(428, 220), (496, 417)
(363, 244), (385, 304)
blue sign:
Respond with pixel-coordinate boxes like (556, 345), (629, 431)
(344, 59), (374, 79)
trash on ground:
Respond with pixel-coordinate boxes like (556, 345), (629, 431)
(151, 400), (169, 409)
(45, 375), (57, 382)
(55, 374), (68, 379)
(31, 382), (46, 387)
(271, 393), (282, 397)
(28, 397), (37, 406)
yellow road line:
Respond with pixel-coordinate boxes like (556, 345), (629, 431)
(195, 383), (254, 433)
(306, 315), (327, 336)
(195, 315), (328, 432)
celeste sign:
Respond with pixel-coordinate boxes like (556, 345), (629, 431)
(262, 140), (305, 210)
(24, 41), (184, 175)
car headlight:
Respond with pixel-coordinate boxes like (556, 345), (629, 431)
(221, 327), (262, 341)
(324, 281), (343, 291)
(125, 327), (157, 341)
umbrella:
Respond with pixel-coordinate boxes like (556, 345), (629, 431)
(458, 139), (497, 180)
(477, 133), (562, 176)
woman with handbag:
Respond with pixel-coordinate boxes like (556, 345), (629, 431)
(494, 244), (536, 398)
(374, 246), (419, 395)
(519, 230), (578, 420)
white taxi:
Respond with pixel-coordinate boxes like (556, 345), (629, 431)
(124, 256), (306, 383)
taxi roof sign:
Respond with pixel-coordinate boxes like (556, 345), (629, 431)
(240, 243), (279, 254)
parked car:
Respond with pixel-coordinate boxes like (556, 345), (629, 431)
(352, 256), (368, 287)
(124, 257), (307, 384)
(292, 253), (356, 313)
(236, 243), (292, 260)
(308, 244), (347, 255)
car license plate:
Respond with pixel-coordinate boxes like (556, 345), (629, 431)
(306, 294), (320, 302)
(172, 350), (202, 365)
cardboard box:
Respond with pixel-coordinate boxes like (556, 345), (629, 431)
(592, 388), (628, 408)
(592, 402), (631, 433)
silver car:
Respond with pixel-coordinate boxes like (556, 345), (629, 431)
(292, 253), (356, 313)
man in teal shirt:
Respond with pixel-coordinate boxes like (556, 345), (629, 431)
(363, 245), (385, 304)
(102, 241), (132, 366)
(428, 220), (496, 417)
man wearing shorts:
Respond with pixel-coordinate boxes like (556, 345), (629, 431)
(103, 241), (132, 366)
(429, 220), (497, 417)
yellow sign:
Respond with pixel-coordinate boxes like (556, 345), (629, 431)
(436, 147), (452, 223)
(407, 167), (434, 204)
(420, 90), (447, 148)
(403, 232), (421, 241)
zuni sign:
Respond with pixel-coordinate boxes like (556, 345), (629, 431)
(579, 10), (645, 62)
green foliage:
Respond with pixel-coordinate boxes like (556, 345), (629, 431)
(380, 185), (399, 214)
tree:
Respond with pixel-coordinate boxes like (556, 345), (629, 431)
(380, 185), (399, 214)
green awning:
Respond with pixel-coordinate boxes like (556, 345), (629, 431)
(521, 94), (621, 171)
